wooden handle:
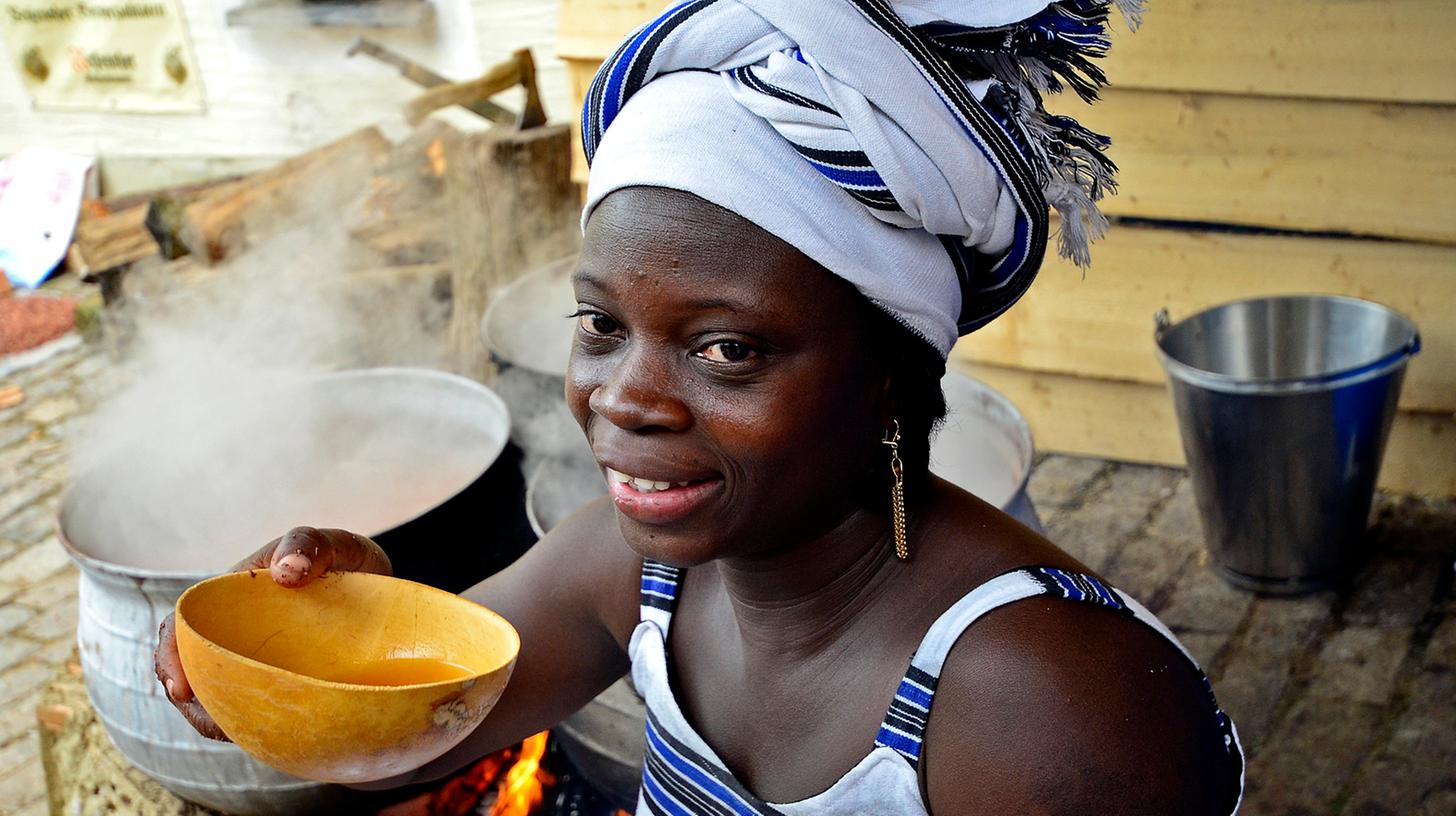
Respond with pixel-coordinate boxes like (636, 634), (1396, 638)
(405, 53), (525, 126)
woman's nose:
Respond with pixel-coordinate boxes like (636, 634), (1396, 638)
(586, 346), (692, 433)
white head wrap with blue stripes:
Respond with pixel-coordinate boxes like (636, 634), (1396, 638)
(582, 0), (1143, 357)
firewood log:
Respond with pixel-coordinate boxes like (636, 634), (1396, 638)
(179, 128), (391, 262)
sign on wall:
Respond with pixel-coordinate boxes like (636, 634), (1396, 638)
(2, 0), (204, 112)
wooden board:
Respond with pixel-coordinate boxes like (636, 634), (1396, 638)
(952, 360), (1456, 497)
(1049, 89), (1456, 244)
(1102, 0), (1456, 106)
(954, 224), (1456, 413)
(556, 0), (657, 60)
(556, 0), (1456, 105)
(564, 57), (596, 187)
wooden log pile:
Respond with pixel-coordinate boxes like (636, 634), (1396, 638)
(60, 46), (579, 381)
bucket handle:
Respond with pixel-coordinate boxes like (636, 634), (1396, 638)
(1153, 308), (1171, 339)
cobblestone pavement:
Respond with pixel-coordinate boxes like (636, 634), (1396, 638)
(1, 322), (1453, 814)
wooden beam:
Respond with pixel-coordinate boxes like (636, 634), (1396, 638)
(1048, 89), (1456, 244)
(556, 0), (1456, 106)
(556, 0), (657, 60)
(952, 360), (1456, 497)
(1101, 0), (1456, 106)
(72, 204), (159, 274)
(178, 127), (390, 262)
(955, 224), (1456, 413)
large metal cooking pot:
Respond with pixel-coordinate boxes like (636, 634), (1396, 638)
(480, 255), (584, 466)
(58, 367), (530, 814)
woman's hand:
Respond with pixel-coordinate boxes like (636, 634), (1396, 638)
(152, 526), (392, 741)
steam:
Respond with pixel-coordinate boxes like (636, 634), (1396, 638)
(65, 172), (483, 574)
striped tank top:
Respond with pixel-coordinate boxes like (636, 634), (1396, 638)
(630, 561), (1245, 815)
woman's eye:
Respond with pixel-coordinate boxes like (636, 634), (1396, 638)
(577, 312), (621, 336)
(697, 341), (756, 364)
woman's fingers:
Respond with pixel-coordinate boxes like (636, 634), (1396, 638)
(176, 696), (230, 742)
(155, 613), (191, 701)
(154, 614), (230, 741)
(267, 527), (392, 588)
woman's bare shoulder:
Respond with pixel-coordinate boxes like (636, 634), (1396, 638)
(919, 591), (1237, 815)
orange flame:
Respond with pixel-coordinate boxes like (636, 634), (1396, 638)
(489, 731), (554, 816)
(426, 138), (446, 177)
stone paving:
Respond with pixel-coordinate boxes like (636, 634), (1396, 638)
(0, 313), (1454, 814)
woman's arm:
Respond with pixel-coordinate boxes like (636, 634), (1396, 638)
(382, 496), (640, 786)
(155, 496), (640, 788)
(922, 599), (1237, 815)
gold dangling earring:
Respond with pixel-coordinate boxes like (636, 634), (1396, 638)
(882, 420), (908, 560)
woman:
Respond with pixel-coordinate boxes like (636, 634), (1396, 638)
(158, 0), (1245, 812)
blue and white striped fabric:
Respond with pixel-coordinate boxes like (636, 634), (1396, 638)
(582, 0), (1144, 356)
(629, 561), (1245, 814)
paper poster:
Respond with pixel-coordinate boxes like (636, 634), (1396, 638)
(2, 0), (204, 112)
(0, 148), (93, 288)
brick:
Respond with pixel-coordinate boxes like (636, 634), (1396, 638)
(1368, 493), (1456, 557)
(0, 733), (33, 774)
(0, 755), (45, 813)
(33, 636), (76, 665)
(13, 568), (77, 610)
(1109, 530), (1200, 610)
(0, 603), (35, 636)
(1426, 614), (1456, 670)
(1241, 593), (1337, 656)
(1047, 464), (1181, 573)
(1144, 477), (1205, 548)
(0, 662), (54, 708)
(0, 479), (50, 526)
(0, 637), (39, 675)
(21, 394), (79, 427)
(1213, 651), (1293, 753)
(1307, 627), (1411, 705)
(1174, 631), (1227, 671)
(0, 421), (38, 451)
(20, 600), (76, 642)
(1344, 670), (1456, 816)
(0, 503), (57, 547)
(0, 537), (70, 585)
(0, 693), (38, 745)
(1345, 555), (1443, 628)
(1025, 455), (1106, 511)
(1243, 696), (1384, 813)
(1158, 565), (1254, 634)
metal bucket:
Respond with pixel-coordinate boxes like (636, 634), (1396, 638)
(480, 255), (583, 466)
(57, 367), (520, 814)
(933, 371), (1043, 533)
(1155, 295), (1420, 594)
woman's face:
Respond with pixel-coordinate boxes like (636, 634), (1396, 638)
(567, 187), (888, 565)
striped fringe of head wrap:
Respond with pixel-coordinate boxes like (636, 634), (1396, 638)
(582, 0), (1144, 357)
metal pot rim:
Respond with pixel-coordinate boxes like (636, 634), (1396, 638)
(58, 366), (511, 581)
(1153, 294), (1420, 394)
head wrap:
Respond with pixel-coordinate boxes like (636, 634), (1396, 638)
(582, 0), (1143, 357)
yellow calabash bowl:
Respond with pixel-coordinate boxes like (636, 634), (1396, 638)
(174, 571), (518, 783)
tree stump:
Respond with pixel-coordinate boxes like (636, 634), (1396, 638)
(443, 125), (580, 384)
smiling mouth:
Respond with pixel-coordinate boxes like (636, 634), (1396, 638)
(602, 467), (722, 524)
(605, 467), (709, 493)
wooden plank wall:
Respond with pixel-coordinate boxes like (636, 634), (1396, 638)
(558, 1), (1456, 495)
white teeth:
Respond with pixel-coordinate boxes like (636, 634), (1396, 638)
(607, 467), (685, 492)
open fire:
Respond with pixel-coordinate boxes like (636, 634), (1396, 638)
(378, 732), (631, 816)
